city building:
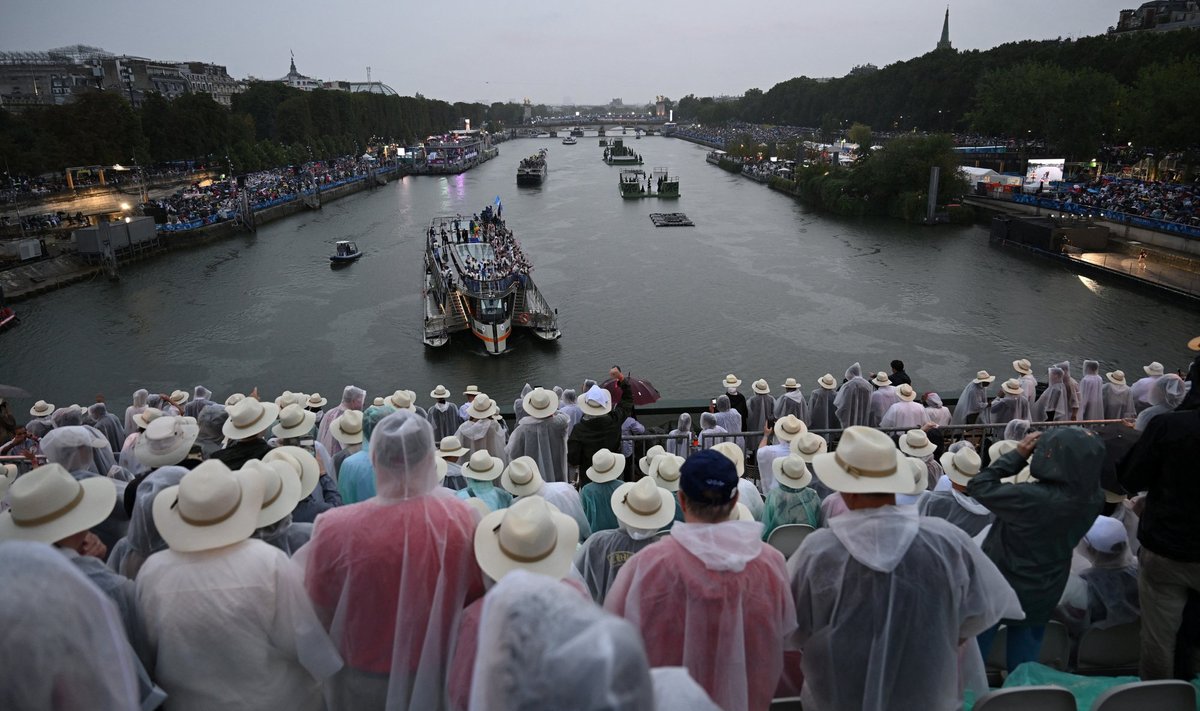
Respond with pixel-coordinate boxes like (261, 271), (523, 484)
(323, 80), (398, 95)
(278, 53), (323, 91)
(936, 6), (953, 51)
(176, 62), (243, 106)
(0, 45), (108, 107)
(1110, 1), (1200, 32)
(96, 56), (190, 107)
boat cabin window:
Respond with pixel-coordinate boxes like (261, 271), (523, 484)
(478, 297), (506, 323)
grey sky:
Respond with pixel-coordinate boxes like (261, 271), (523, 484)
(2, 0), (1132, 105)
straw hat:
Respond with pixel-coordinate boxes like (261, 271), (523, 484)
(241, 459), (301, 528)
(475, 496), (578, 582)
(164, 390), (186, 407)
(721, 374), (743, 389)
(221, 397), (279, 440)
(1144, 362), (1164, 376)
(649, 454), (684, 492)
(430, 384), (452, 400)
(153, 460), (265, 553)
(1190, 336), (1200, 353)
(272, 404), (316, 440)
(577, 388), (611, 417)
(437, 436), (470, 459)
(789, 432), (828, 462)
(462, 450), (504, 481)
(134, 416), (200, 468)
(781, 377), (800, 389)
(903, 457), (928, 496)
(710, 441), (746, 477)
(500, 457), (544, 497)
(0, 464), (16, 500)
(1013, 359), (1033, 376)
(1000, 379), (1024, 397)
(372, 397), (386, 407)
(896, 384), (917, 402)
(972, 370), (996, 384)
(612, 476), (676, 530)
(1105, 370), (1126, 386)
(522, 387), (560, 419)
(388, 390), (417, 411)
(132, 408), (164, 429)
(585, 448), (625, 483)
(940, 447), (982, 487)
(898, 429), (936, 458)
(817, 374), (837, 390)
(467, 394), (500, 419)
(871, 372), (892, 387)
(306, 392), (328, 409)
(773, 454), (813, 489)
(812, 426), (912, 494)
(29, 400), (55, 418)
(728, 502), (754, 522)
(774, 414), (807, 443)
(263, 446), (319, 499)
(0, 463), (117, 544)
(330, 410), (364, 445)
(638, 444), (666, 475)
(463, 385), (480, 397)
(987, 439), (1020, 464)
(224, 393), (245, 407)
(752, 379), (770, 395)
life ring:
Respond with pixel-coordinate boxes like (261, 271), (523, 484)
(516, 313), (531, 325)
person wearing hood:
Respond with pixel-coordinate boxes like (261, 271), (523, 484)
(454, 393), (508, 461)
(243, 458), (313, 556)
(789, 426), (1021, 710)
(667, 413), (694, 458)
(968, 428), (1105, 672)
(834, 363), (873, 428)
(868, 371), (900, 427)
(316, 385), (365, 457)
(426, 385), (463, 441)
(568, 370), (633, 488)
(512, 383), (533, 421)
(1134, 373), (1187, 431)
(575, 476), (675, 605)
(951, 370), (995, 425)
(1078, 360), (1105, 421)
(1101, 370), (1136, 420)
(1013, 359), (1039, 408)
(774, 378), (810, 424)
(336, 406), (391, 504)
(745, 380), (775, 438)
(194, 405), (227, 459)
(1131, 361), (1165, 413)
(183, 386), (215, 419)
(124, 389), (150, 434)
(1055, 360), (1082, 420)
(878, 384), (928, 431)
(754, 415), (807, 495)
(1033, 367), (1072, 422)
(1176, 347), (1200, 411)
(606, 450), (796, 711)
(984, 379), (1033, 426)
(697, 411), (729, 449)
(506, 387), (570, 483)
(808, 374), (839, 430)
(88, 402), (126, 453)
(1056, 515), (1139, 641)
(923, 392), (952, 428)
(559, 388), (583, 435)
(501, 456), (591, 542)
(918, 444), (993, 537)
(716, 374), (750, 430)
(712, 394), (744, 452)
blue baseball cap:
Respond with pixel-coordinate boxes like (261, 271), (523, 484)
(680, 450), (738, 504)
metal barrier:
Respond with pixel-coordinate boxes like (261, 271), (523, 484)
(0, 454), (46, 476)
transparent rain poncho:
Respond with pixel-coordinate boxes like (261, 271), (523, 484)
(574, 523), (663, 605)
(667, 413), (693, 457)
(1100, 382), (1135, 420)
(1033, 367), (1071, 422)
(254, 516), (314, 557)
(89, 402), (127, 453)
(761, 483), (823, 539)
(606, 520), (796, 711)
(788, 506), (1022, 711)
(505, 412), (570, 483)
(879, 400), (928, 431)
(950, 381), (988, 425)
(809, 387), (839, 430)
(51, 406), (84, 427)
(183, 386), (214, 418)
(336, 406), (391, 504)
(107, 466), (188, 579)
(713, 395), (743, 449)
(559, 389), (583, 435)
(454, 416), (508, 461)
(698, 412), (730, 449)
(1134, 373), (1187, 431)
(869, 385), (900, 427)
(196, 404), (228, 459)
(519, 481), (593, 542)
(1079, 360), (1105, 421)
(1004, 419), (1031, 441)
(512, 383), (533, 421)
(317, 385), (366, 457)
(456, 479), (513, 511)
(300, 408), (485, 710)
(746, 393), (775, 435)
(428, 401), (463, 442)
(923, 393), (952, 428)
(835, 363), (873, 428)
(469, 569), (655, 711)
(0, 541), (140, 711)
(1131, 371), (1163, 412)
(917, 490), (994, 537)
(984, 391), (1032, 426)
(1056, 361), (1082, 414)
(124, 388), (149, 433)
(41, 425), (122, 478)
(774, 389), (810, 424)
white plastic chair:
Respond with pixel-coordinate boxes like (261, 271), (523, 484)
(1076, 621), (1140, 676)
(769, 697), (803, 711)
(974, 686), (1076, 711)
(1090, 679), (1196, 710)
(766, 524), (815, 559)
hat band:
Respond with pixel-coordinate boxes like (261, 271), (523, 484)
(782, 467), (806, 480)
(234, 407), (267, 430)
(798, 442), (820, 454)
(496, 525), (556, 563)
(12, 486), (85, 527)
(623, 492), (662, 516)
(658, 471), (680, 482)
(177, 491), (243, 527)
(834, 453), (897, 478)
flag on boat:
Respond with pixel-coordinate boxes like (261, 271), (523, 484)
(494, 195), (502, 208)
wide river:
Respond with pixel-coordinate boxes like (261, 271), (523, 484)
(4, 136), (1195, 411)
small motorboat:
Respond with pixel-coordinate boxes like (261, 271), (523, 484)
(330, 240), (362, 265)
(562, 136), (577, 145)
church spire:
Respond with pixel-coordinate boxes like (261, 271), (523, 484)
(289, 50), (297, 75)
(937, 6), (952, 50)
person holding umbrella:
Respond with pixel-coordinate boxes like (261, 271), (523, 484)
(568, 368), (633, 490)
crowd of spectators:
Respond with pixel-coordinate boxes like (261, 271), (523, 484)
(1059, 177), (1200, 227)
(0, 165), (202, 206)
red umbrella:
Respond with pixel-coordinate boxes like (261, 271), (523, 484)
(601, 375), (661, 406)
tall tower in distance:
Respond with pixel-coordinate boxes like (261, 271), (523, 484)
(937, 6), (952, 51)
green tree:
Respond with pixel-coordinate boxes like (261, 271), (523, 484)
(847, 122), (873, 151)
(1125, 58), (1200, 152)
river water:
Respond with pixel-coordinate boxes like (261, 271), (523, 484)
(4, 136), (1195, 411)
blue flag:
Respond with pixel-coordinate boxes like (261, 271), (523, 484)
(494, 195), (502, 208)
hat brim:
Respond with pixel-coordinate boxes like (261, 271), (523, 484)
(1144, 365), (1162, 376)
(438, 447), (471, 459)
(330, 422), (364, 445)
(972, 377), (996, 385)
(1013, 360), (1033, 375)
(264, 446), (320, 499)
(500, 470), (544, 498)
(722, 379), (743, 389)
(435, 458), (448, 481)
(577, 401), (611, 417)
(872, 378), (891, 387)
(474, 505), (578, 581)
(170, 395), (189, 407)
(132, 412), (160, 429)
(222, 402), (280, 440)
(611, 482), (676, 530)
(752, 385), (770, 395)
(1001, 385), (1024, 396)
(898, 440), (936, 458)
(586, 462), (624, 483)
(255, 462), (303, 528)
(430, 389), (451, 399)
(897, 390), (916, 402)
(522, 391), (560, 419)
(772, 459), (813, 489)
(654, 475), (680, 492)
(153, 471), (263, 553)
(1105, 373), (1126, 385)
(1189, 336), (1200, 353)
(775, 425), (805, 443)
(729, 503), (754, 521)
(812, 449), (913, 494)
(818, 380), (837, 390)
(468, 404), (500, 419)
(463, 456), (504, 481)
(790, 437), (828, 463)
(30, 405), (55, 418)
(134, 423), (200, 468)
(0, 476), (116, 544)
(272, 411), (317, 440)
(307, 397), (328, 408)
(940, 451), (980, 488)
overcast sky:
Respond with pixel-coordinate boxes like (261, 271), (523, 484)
(1, 0), (1132, 105)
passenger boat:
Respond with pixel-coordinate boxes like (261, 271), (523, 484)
(570, 127), (585, 137)
(422, 208), (561, 355)
(603, 139), (643, 165)
(619, 167), (680, 199)
(329, 240), (362, 265)
(705, 149), (727, 166)
(562, 136), (577, 145)
(516, 149), (548, 186)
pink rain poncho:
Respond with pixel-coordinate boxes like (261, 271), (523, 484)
(300, 410), (485, 709)
(317, 385), (366, 457)
(788, 506), (1022, 711)
(605, 520), (796, 711)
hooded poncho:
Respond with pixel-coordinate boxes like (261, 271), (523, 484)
(667, 413), (693, 458)
(1079, 361), (1105, 421)
(1134, 374), (1187, 431)
(951, 381), (988, 425)
(505, 412), (570, 483)
(746, 393), (775, 436)
(1101, 381), (1135, 420)
(183, 386), (214, 419)
(774, 389), (810, 424)
(124, 389), (149, 434)
(1033, 367), (1071, 422)
(316, 385), (366, 457)
(809, 387), (839, 431)
(834, 364), (873, 428)
(107, 466), (187, 580)
(428, 401), (463, 442)
(923, 393), (952, 428)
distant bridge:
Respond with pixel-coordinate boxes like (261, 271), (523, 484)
(529, 116), (668, 127)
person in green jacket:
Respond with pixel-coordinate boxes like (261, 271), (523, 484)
(580, 448), (624, 534)
(761, 454), (823, 541)
(967, 427), (1104, 672)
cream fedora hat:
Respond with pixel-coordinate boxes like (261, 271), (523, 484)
(168, 390), (189, 407)
(0, 463), (116, 544)
(903, 457), (928, 496)
(134, 416), (200, 468)
(437, 436), (470, 459)
(649, 454), (684, 492)
(781, 377), (800, 389)
(1002, 466), (1038, 485)
(774, 414), (808, 443)
(812, 426), (912, 495)
(898, 429), (936, 458)
(522, 387), (560, 419)
(612, 476), (676, 530)
(435, 457), (449, 482)
(728, 502), (754, 522)
(0, 464), (16, 500)
(330, 410), (364, 445)
(721, 374), (743, 389)
(871, 372), (892, 387)
(896, 383), (917, 402)
(1144, 362), (1164, 376)
(638, 444), (666, 476)
(306, 392), (328, 408)
(153, 460), (266, 553)
(586, 448), (625, 483)
(817, 374), (838, 390)
(475, 496), (578, 582)
(462, 450), (504, 481)
(372, 397), (386, 407)
(132, 407), (164, 430)
(500, 457), (544, 497)
(711, 441), (746, 477)
(972, 370), (996, 385)
(987, 439), (1020, 464)
(224, 393), (245, 407)
(789, 432), (828, 463)
(430, 384), (452, 400)
(272, 404), (316, 440)
(264, 445), (320, 499)
(241, 459), (302, 528)
(773, 454), (813, 489)
(222, 397), (279, 440)
(752, 379), (770, 395)
(463, 385), (480, 397)
(940, 447), (982, 487)
(29, 400), (55, 418)
(467, 394), (500, 419)
(388, 390), (417, 411)
(1013, 359), (1033, 376)
(1001, 379), (1025, 397)
(1105, 370), (1127, 386)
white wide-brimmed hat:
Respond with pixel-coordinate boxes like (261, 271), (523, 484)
(903, 457), (928, 496)
(612, 476), (676, 530)
(132, 408), (164, 430)
(586, 448), (625, 483)
(774, 414), (807, 443)
(241, 459), (302, 528)
(0, 464), (15, 500)
(1106, 370), (1127, 385)
(221, 397), (279, 440)
(987, 439), (1020, 464)
(463, 385), (480, 396)
(781, 377), (800, 389)
(467, 394), (500, 419)
(1013, 359), (1033, 376)
(388, 390), (417, 411)
(475, 496), (578, 582)
(1002, 466), (1037, 485)
(434, 456), (449, 481)
(372, 397), (386, 407)
(972, 370), (996, 384)
(871, 372), (892, 387)
(650, 454), (684, 492)
(898, 429), (936, 458)
(789, 432), (828, 462)
(896, 383), (917, 402)
(812, 426), (913, 495)
(577, 387), (611, 417)
(134, 416), (200, 468)
(711, 441), (746, 477)
(1190, 336), (1200, 353)
(430, 384), (452, 400)
(0, 463), (117, 544)
(500, 457), (544, 497)
(728, 502), (754, 522)
(224, 393), (245, 407)
(522, 387), (560, 419)
(437, 436), (470, 459)
(306, 392), (328, 408)
(274, 390), (303, 409)
(462, 450), (504, 481)
(752, 379), (770, 395)
(272, 404), (316, 440)
(817, 374), (837, 390)
(168, 390), (189, 407)
(330, 410), (364, 445)
(153, 460), (265, 553)
(773, 454), (813, 489)
(264, 445), (320, 499)
(1144, 362), (1164, 376)
(1001, 379), (1024, 396)
(940, 447), (982, 487)
(638, 444), (666, 475)
(722, 374), (743, 389)
(29, 400), (55, 418)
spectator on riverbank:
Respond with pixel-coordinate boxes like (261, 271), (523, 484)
(774, 378), (810, 423)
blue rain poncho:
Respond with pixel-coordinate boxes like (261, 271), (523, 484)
(456, 479), (513, 511)
(573, 523), (662, 605)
